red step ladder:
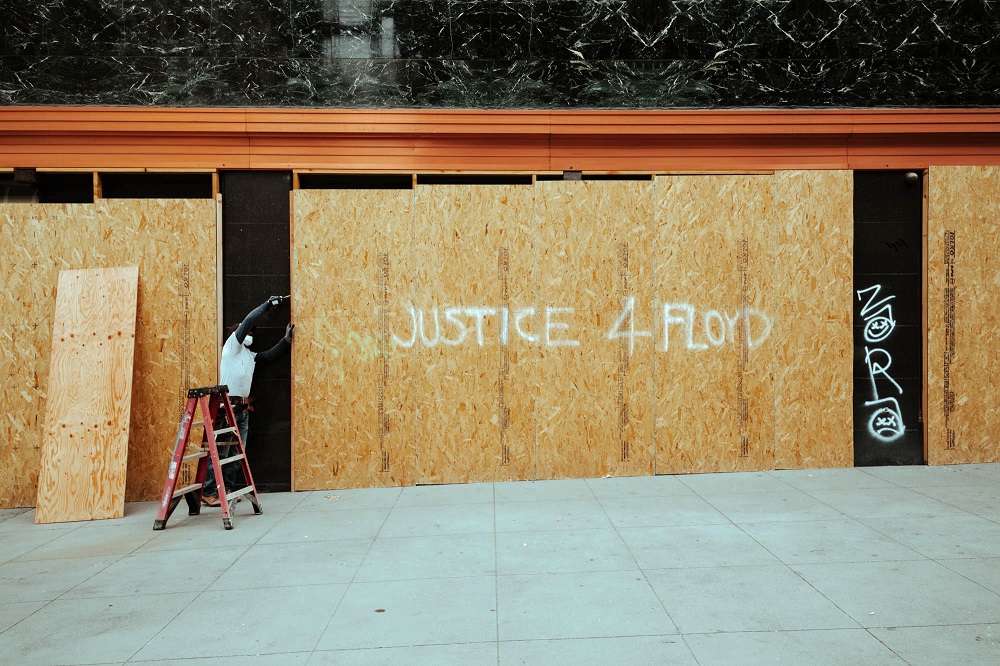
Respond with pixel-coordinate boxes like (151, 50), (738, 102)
(154, 384), (262, 530)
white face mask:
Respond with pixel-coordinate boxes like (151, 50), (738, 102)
(242, 335), (254, 348)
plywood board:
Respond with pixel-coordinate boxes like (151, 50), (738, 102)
(0, 200), (218, 508)
(413, 184), (536, 484)
(34, 267), (138, 523)
(534, 180), (655, 479)
(654, 175), (775, 474)
(773, 171), (854, 469)
(927, 166), (1000, 464)
(292, 189), (415, 489)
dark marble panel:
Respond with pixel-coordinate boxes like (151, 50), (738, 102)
(42, 0), (126, 57)
(408, 58), (502, 106)
(118, 1), (216, 58)
(1, 6), (45, 57)
(215, 0), (295, 57)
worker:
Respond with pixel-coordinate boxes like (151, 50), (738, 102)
(202, 295), (293, 507)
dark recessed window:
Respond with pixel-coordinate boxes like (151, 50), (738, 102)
(100, 173), (213, 199)
(298, 174), (413, 189)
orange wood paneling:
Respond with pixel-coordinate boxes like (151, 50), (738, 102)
(2, 108), (1000, 172)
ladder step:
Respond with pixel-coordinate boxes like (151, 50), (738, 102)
(192, 420), (204, 428)
(171, 482), (203, 499)
(224, 486), (254, 501)
(182, 451), (208, 463)
(219, 453), (245, 466)
(214, 426), (237, 436)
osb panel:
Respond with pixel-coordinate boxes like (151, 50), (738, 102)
(534, 180), (655, 479)
(927, 166), (1000, 464)
(773, 170), (854, 469)
(292, 189), (415, 489)
(654, 176), (775, 474)
(35, 267), (138, 523)
(128, 316), (218, 501)
(0, 201), (217, 508)
(413, 184), (536, 484)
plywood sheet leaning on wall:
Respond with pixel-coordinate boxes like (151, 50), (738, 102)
(292, 189), (415, 489)
(0, 201), (217, 508)
(654, 175), (775, 474)
(773, 171), (853, 469)
(414, 184), (536, 484)
(927, 166), (1000, 464)
(35, 266), (138, 523)
(534, 180), (655, 479)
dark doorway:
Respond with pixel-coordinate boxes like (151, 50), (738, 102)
(220, 171), (292, 491)
(853, 171), (924, 466)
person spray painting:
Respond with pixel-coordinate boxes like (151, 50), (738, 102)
(202, 295), (293, 507)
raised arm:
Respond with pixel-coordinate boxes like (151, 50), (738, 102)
(234, 295), (287, 345)
(255, 323), (294, 363)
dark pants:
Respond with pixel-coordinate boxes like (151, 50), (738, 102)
(202, 408), (250, 496)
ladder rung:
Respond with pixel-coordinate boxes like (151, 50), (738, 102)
(219, 453), (245, 466)
(192, 420), (205, 428)
(182, 451), (208, 463)
(171, 483), (203, 499)
(213, 427), (237, 436)
(223, 486), (253, 501)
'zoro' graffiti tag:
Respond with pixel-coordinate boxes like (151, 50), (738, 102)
(857, 284), (905, 442)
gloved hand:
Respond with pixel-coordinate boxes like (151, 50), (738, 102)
(284, 323), (295, 342)
(268, 295), (289, 308)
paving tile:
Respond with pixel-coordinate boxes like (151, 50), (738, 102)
(706, 490), (848, 523)
(860, 464), (995, 488)
(587, 474), (697, 500)
(210, 539), (369, 589)
(0, 600), (45, 633)
(0, 525), (74, 563)
(310, 642), (496, 665)
(739, 519), (924, 565)
(496, 528), (637, 575)
(620, 524), (781, 570)
(768, 468), (896, 491)
(912, 484), (1000, 517)
(257, 508), (387, 544)
(133, 584), (348, 660)
(0, 555), (116, 602)
(495, 478), (594, 502)
(379, 502), (495, 538)
(64, 544), (248, 598)
(316, 576), (497, 650)
(356, 532), (495, 582)
(869, 623), (1000, 666)
(0, 592), (196, 664)
(138, 511), (284, 551)
(792, 560), (1000, 628)
(679, 472), (794, 495)
(495, 499), (610, 533)
(396, 482), (494, 507)
(135, 655), (311, 665)
(497, 570), (676, 641)
(0, 509), (88, 532)
(294, 487), (402, 513)
(598, 494), (729, 528)
(938, 557), (1000, 596)
(684, 629), (906, 665)
(960, 463), (1000, 482)
(806, 487), (970, 519)
(499, 635), (696, 665)
(13, 521), (156, 561)
(647, 565), (857, 633)
(864, 514), (1000, 559)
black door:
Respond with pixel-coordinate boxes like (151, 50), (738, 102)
(853, 171), (924, 466)
(220, 171), (292, 491)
